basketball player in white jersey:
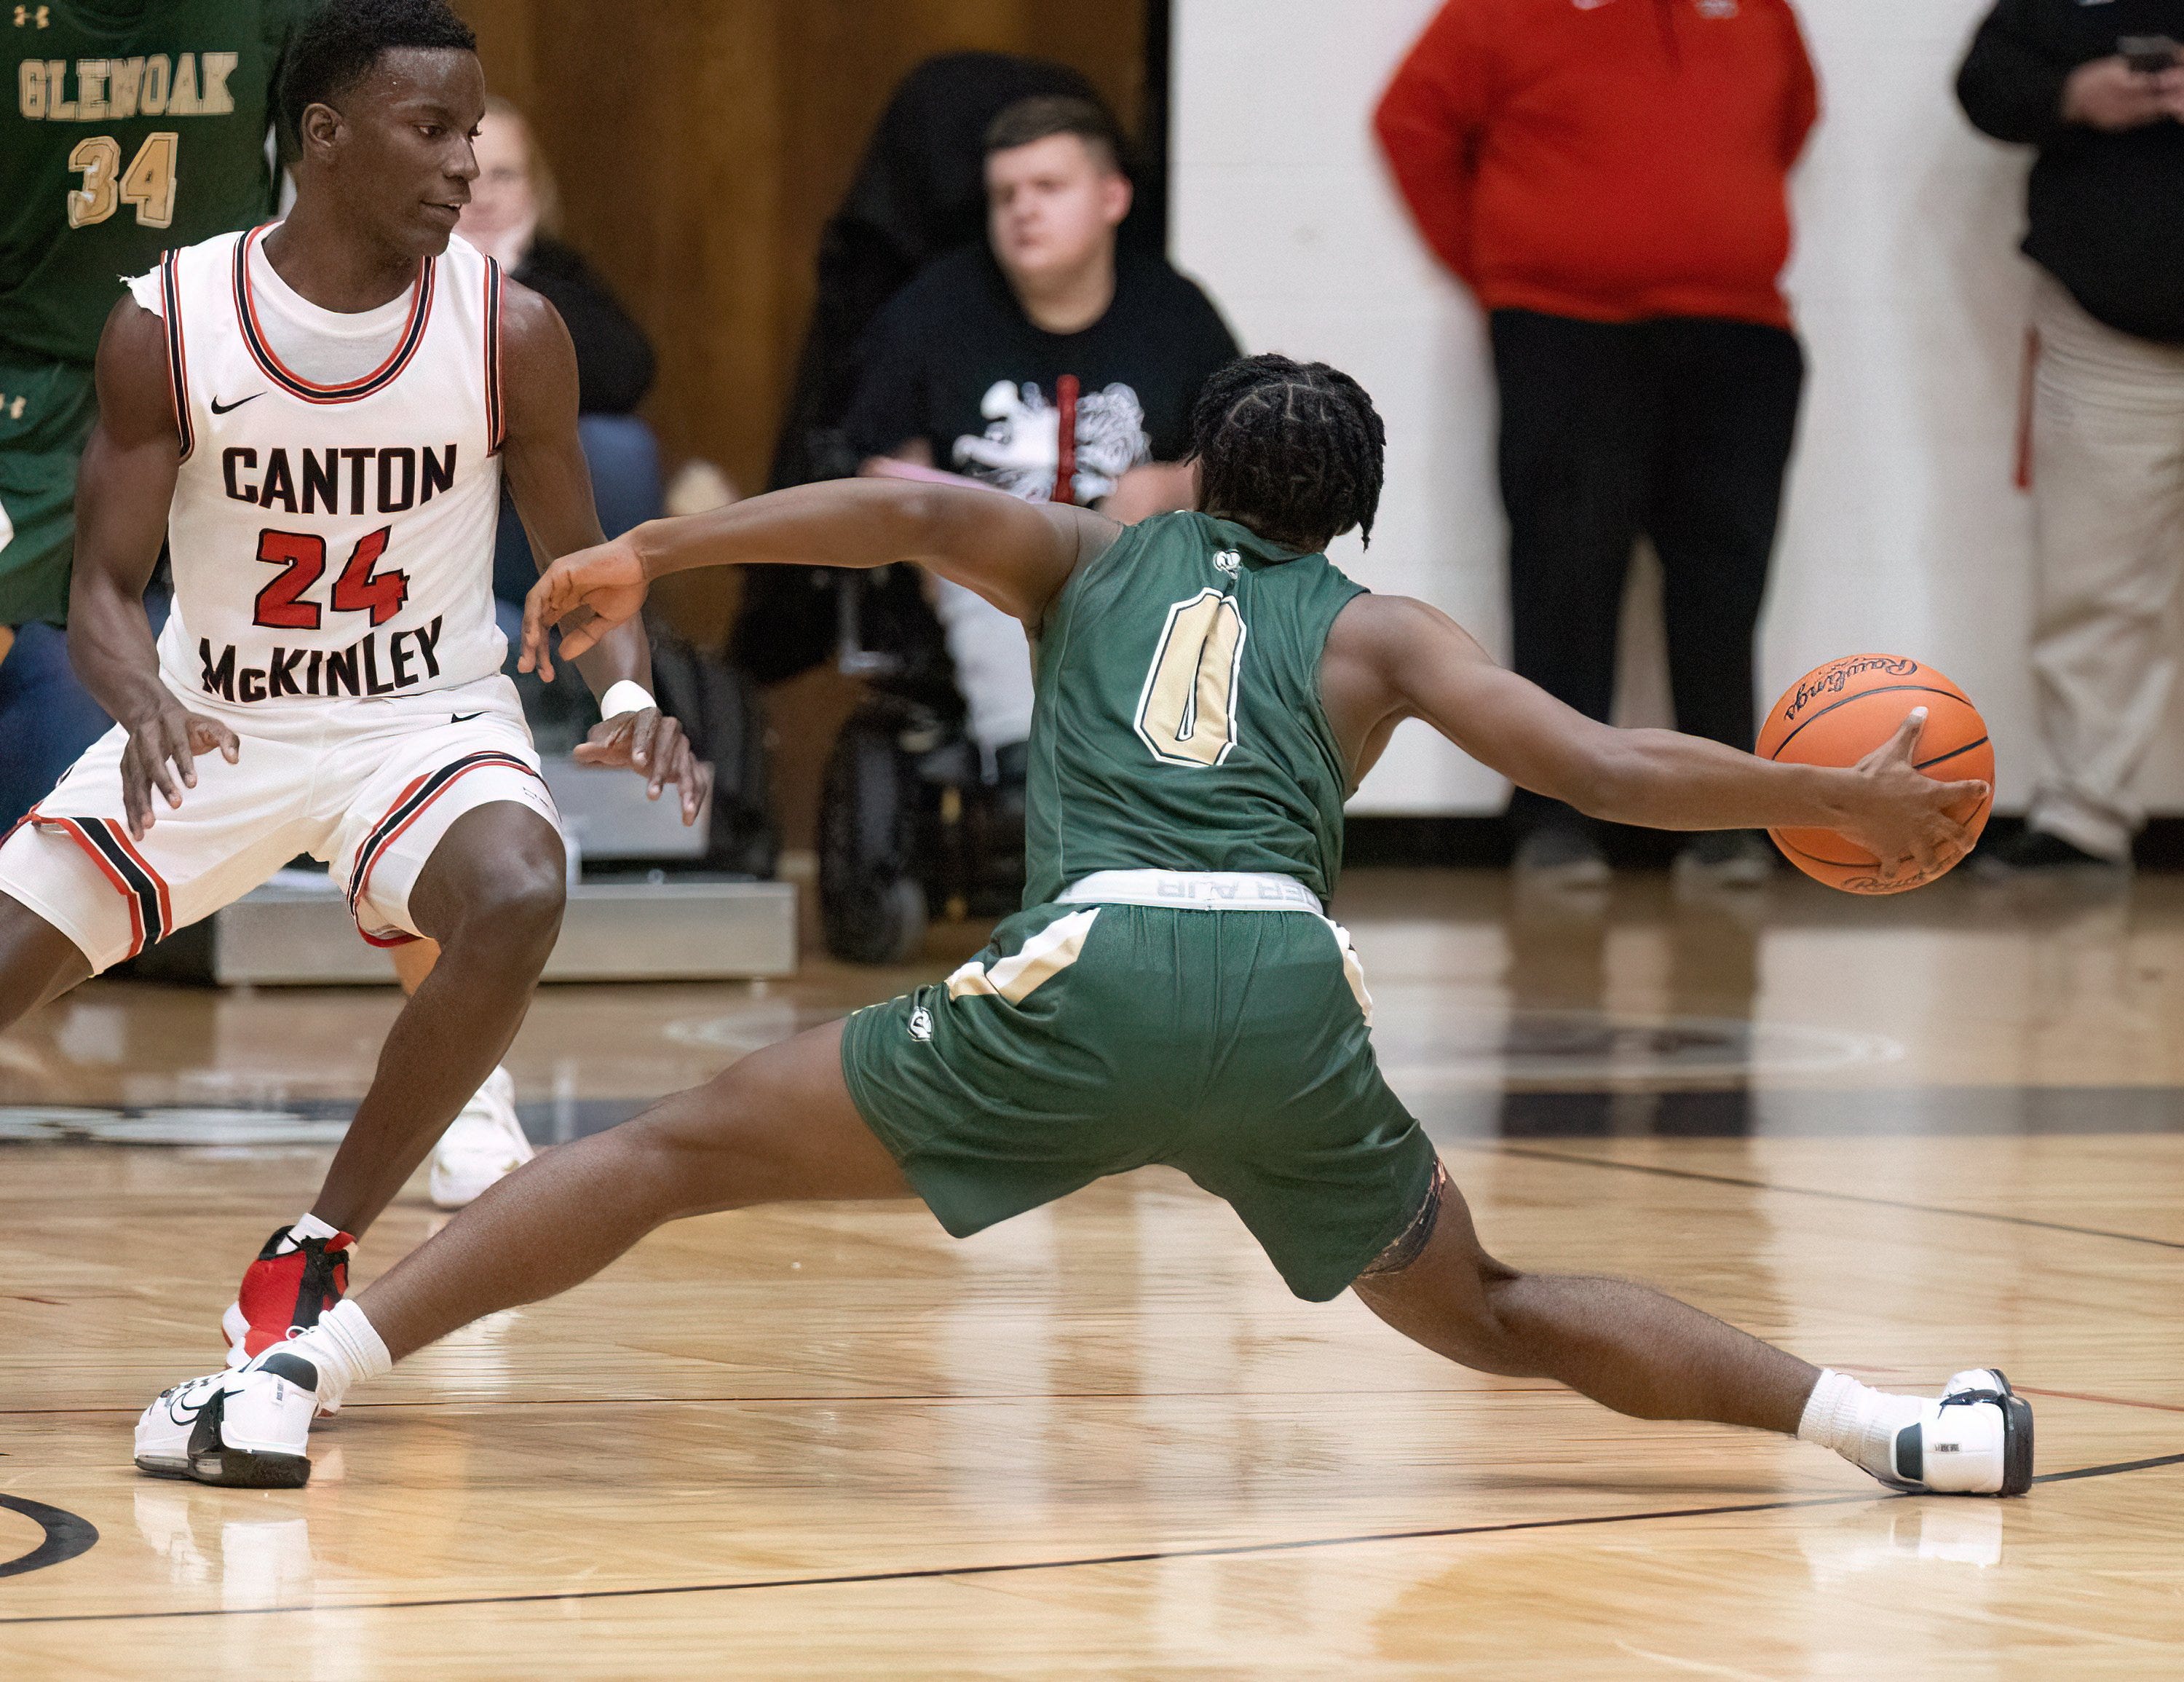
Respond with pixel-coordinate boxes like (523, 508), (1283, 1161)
(0, 0), (704, 1367)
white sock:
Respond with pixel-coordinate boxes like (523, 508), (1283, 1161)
(1797, 1368), (1926, 1480)
(277, 1300), (392, 1408)
(287, 1211), (344, 1249)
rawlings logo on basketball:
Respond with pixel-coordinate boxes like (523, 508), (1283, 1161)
(1779, 655), (1921, 722)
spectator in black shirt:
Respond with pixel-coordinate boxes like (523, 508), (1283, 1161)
(844, 95), (1240, 764)
(458, 98), (665, 614)
(1958, 7), (2184, 874)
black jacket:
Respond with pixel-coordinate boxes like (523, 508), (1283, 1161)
(1958, 0), (2184, 343)
(514, 235), (656, 415)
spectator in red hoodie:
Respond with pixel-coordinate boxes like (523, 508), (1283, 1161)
(1377, 0), (1819, 885)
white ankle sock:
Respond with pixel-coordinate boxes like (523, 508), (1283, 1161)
(289, 1212), (344, 1246)
(1797, 1368), (1925, 1480)
(280, 1300), (392, 1408)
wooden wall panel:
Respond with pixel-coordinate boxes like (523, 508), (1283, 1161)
(456, 0), (1147, 516)
(453, 1), (1149, 854)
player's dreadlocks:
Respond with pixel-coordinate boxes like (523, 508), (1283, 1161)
(1190, 354), (1387, 555)
(280, 0), (478, 144)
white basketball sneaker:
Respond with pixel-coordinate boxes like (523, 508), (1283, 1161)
(1872, 1369), (2035, 1496)
(428, 1066), (533, 1209)
(134, 1352), (320, 1489)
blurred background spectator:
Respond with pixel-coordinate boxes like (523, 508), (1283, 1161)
(1376, 0), (1818, 888)
(738, 53), (1135, 711)
(843, 92), (1238, 776)
(456, 94), (664, 716)
(1958, 4), (2184, 876)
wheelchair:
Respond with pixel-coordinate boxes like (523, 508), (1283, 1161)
(816, 569), (1025, 964)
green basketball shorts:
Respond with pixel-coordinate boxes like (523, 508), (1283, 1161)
(840, 879), (1440, 1302)
(0, 356), (99, 628)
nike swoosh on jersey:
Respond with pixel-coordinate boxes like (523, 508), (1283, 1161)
(209, 393), (264, 414)
(449, 711), (486, 723)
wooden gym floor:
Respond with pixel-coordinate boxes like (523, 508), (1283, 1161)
(1, 868), (2180, 1678)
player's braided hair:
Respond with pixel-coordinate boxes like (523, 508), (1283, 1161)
(280, 0), (478, 145)
(1190, 354), (1387, 554)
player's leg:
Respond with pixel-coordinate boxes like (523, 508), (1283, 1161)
(0, 891), (95, 1023)
(1353, 1164), (2031, 1494)
(1353, 1164), (1814, 1430)
(138, 1019), (914, 1485)
(383, 935), (531, 1209)
(352, 1017), (909, 1361)
(307, 802), (566, 1237)
(221, 799), (566, 1367)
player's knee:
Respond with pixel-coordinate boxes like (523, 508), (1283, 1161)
(446, 854), (566, 963)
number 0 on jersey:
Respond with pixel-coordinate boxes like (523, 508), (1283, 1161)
(1136, 588), (1248, 767)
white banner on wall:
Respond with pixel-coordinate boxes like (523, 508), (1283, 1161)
(1173, 0), (2175, 816)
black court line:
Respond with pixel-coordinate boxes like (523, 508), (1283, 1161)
(1473, 1144), (2184, 1253)
(0, 1495), (98, 1579)
(3, 1451), (2177, 1627)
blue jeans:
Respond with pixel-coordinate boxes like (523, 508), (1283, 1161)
(492, 414), (665, 610)
(0, 591), (171, 830)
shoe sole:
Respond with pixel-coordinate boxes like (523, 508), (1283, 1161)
(1986, 1369), (2035, 1497)
(135, 1448), (312, 1490)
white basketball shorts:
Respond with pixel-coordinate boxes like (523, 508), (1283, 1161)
(0, 673), (558, 972)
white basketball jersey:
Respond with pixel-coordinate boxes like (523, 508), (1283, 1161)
(140, 226), (507, 709)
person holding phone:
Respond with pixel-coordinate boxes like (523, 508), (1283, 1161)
(1958, 5), (2184, 874)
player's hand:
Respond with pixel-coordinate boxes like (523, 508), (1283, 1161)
(120, 700), (240, 839)
(574, 706), (713, 825)
(521, 536), (649, 682)
(1837, 708), (1988, 885)
(2062, 57), (2171, 130)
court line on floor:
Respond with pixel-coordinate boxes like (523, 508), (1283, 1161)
(0, 1495), (98, 1579)
(5, 1450), (2177, 1626)
(1469, 1145), (2184, 1252)
(2017, 1386), (2184, 1417)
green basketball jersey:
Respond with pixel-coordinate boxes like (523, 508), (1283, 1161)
(1, 0), (304, 367)
(1024, 511), (1366, 909)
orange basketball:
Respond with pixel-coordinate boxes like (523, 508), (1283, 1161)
(1756, 653), (1994, 896)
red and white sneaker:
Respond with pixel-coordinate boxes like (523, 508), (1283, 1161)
(223, 1225), (353, 1378)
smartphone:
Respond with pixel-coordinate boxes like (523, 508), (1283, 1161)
(2121, 35), (2182, 73)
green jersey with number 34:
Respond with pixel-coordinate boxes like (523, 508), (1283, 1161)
(1024, 510), (1366, 909)
(1, 0), (303, 367)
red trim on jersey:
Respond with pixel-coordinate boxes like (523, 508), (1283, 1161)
(483, 257), (507, 454)
(345, 751), (545, 935)
(160, 250), (195, 462)
(233, 226), (437, 403)
(42, 817), (149, 960)
(103, 819), (175, 936)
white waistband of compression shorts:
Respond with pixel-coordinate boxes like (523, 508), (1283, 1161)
(1058, 869), (1323, 912)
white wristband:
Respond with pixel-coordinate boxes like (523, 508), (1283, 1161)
(600, 681), (655, 719)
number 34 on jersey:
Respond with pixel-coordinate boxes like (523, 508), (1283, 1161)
(18, 52), (244, 228)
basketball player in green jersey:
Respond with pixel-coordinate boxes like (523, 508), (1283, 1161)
(138, 356), (2033, 1501)
(1, 0), (307, 821)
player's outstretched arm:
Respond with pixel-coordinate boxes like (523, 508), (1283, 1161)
(497, 282), (706, 821)
(68, 298), (239, 839)
(1327, 595), (1987, 882)
(520, 481), (1116, 679)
